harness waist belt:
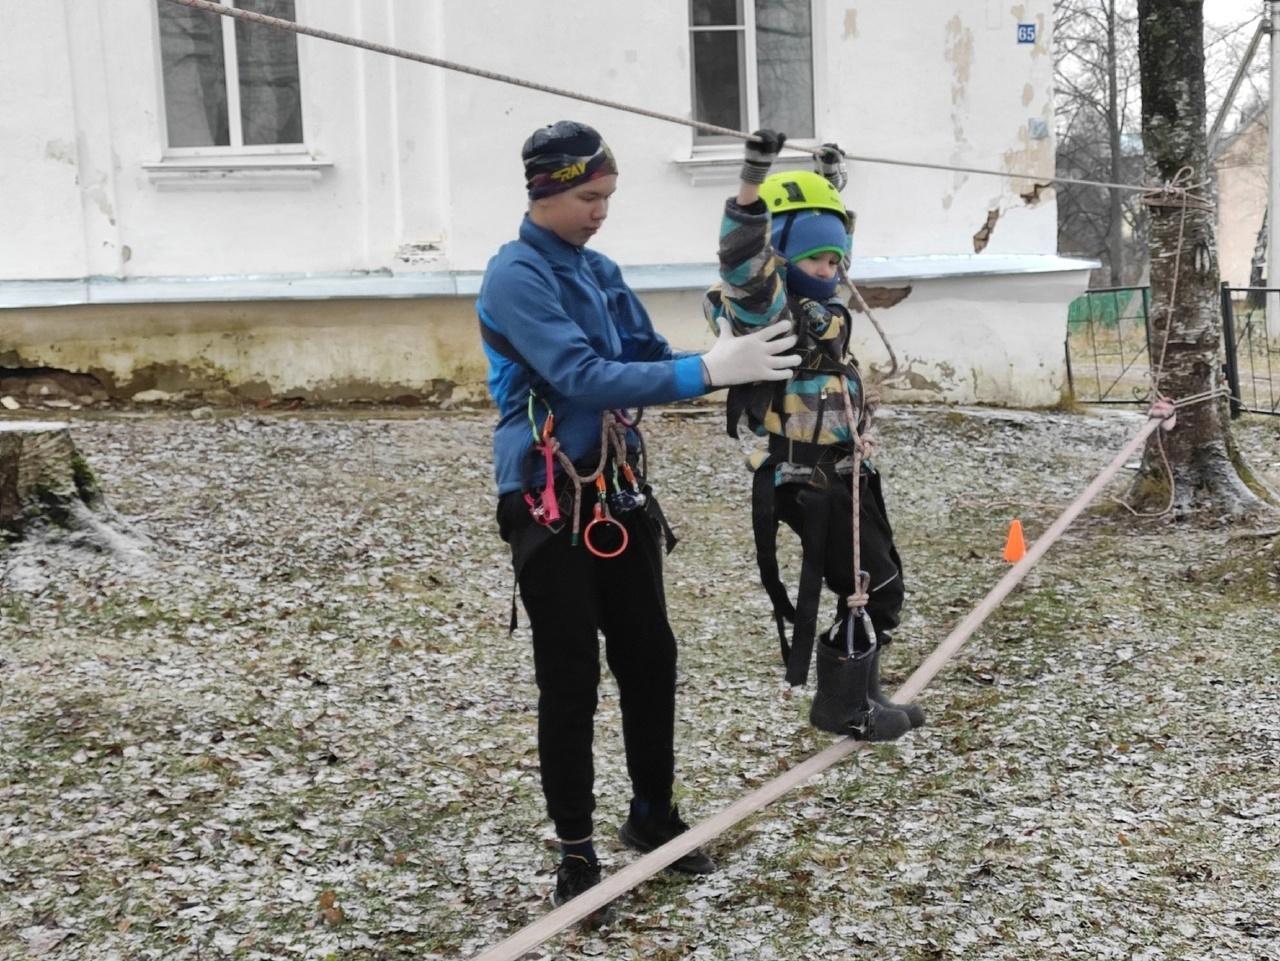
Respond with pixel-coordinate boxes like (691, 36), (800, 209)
(767, 435), (854, 467)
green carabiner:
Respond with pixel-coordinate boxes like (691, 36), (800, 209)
(527, 391), (554, 445)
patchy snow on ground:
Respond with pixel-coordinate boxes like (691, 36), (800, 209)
(1, 405), (1278, 961)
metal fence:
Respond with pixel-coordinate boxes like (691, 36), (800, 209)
(1221, 286), (1280, 416)
(1065, 284), (1280, 416)
(1065, 286), (1154, 404)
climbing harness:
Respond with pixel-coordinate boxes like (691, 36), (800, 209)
(522, 395), (650, 556)
(480, 311), (654, 559)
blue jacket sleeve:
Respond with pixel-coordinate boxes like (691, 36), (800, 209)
(484, 257), (706, 408)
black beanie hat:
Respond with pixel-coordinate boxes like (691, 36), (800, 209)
(522, 120), (618, 199)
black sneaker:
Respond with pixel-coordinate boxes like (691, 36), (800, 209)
(551, 855), (616, 928)
(618, 804), (716, 875)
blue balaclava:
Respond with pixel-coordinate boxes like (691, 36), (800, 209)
(771, 208), (851, 301)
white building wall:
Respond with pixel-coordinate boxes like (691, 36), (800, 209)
(826, 1), (1057, 257)
(0, 0), (1086, 407)
(3, 0), (1059, 281)
(1, 0), (88, 279)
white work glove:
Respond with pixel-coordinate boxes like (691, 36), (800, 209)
(701, 318), (799, 388)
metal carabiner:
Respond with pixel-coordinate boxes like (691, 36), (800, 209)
(527, 391), (554, 445)
(845, 571), (875, 657)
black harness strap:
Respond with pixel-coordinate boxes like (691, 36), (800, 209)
(751, 461), (795, 665)
(783, 484), (833, 687)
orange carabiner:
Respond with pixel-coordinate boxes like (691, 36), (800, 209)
(584, 474), (628, 558)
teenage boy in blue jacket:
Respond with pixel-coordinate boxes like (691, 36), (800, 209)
(477, 120), (798, 916)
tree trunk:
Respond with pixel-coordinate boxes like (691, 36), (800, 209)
(1134, 0), (1271, 517)
(0, 422), (99, 530)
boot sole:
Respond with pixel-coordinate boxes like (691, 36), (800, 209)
(551, 891), (616, 928)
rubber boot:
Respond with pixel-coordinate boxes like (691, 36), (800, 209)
(868, 644), (926, 730)
(810, 634), (913, 741)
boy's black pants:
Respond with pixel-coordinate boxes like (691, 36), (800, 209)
(498, 491), (677, 842)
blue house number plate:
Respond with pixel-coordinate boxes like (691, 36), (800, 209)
(1017, 23), (1037, 43)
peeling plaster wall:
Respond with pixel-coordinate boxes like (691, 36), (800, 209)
(822, 1), (1057, 257)
(847, 270), (1089, 406)
(0, 271), (1085, 407)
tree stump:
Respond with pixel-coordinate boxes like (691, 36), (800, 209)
(0, 421), (101, 533)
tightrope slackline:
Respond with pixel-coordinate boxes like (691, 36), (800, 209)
(156, 2), (1220, 956)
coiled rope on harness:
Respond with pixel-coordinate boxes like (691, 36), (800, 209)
(526, 400), (644, 557)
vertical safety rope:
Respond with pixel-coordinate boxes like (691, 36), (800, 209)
(840, 378), (869, 613)
(839, 263), (900, 384)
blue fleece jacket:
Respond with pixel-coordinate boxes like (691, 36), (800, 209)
(478, 217), (707, 494)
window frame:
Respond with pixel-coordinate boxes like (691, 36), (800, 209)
(688, 0), (817, 150)
(154, 0), (308, 159)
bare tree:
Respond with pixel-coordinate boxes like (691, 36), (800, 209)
(1054, 2), (1264, 285)
(1133, 0), (1273, 517)
(1055, 0), (1145, 284)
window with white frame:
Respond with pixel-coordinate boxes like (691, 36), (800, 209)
(689, 0), (815, 143)
(157, 0), (304, 150)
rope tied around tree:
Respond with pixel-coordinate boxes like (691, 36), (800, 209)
(1114, 166), (1228, 518)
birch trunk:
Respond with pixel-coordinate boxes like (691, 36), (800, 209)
(1134, 0), (1271, 517)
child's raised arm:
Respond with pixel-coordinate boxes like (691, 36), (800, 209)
(709, 130), (790, 334)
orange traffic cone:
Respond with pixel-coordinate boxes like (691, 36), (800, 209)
(1003, 519), (1027, 563)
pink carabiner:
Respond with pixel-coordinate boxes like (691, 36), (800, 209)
(538, 443), (560, 522)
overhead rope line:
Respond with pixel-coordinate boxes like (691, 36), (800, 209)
(470, 408), (1176, 961)
(163, 0), (1154, 196)
(163, 0), (1193, 389)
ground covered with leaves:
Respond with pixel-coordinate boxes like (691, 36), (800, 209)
(1, 405), (1278, 961)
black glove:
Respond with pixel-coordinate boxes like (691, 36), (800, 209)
(815, 142), (848, 190)
(741, 129), (786, 184)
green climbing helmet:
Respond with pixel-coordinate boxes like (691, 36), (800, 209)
(759, 170), (851, 230)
